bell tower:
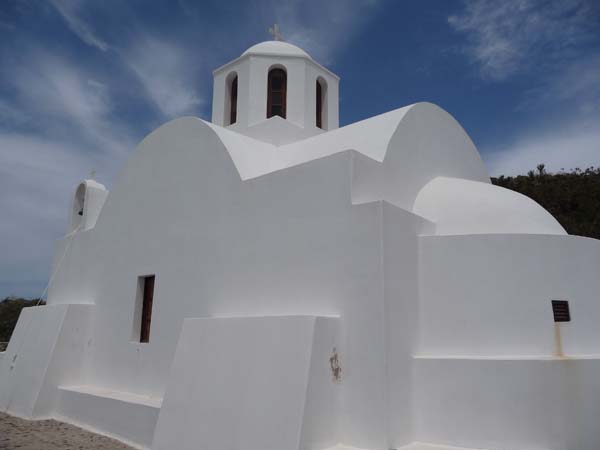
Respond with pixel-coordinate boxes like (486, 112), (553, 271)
(211, 30), (340, 145)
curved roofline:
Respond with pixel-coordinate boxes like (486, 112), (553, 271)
(121, 102), (489, 216)
(413, 176), (567, 236)
(241, 41), (311, 58)
(128, 102), (486, 180)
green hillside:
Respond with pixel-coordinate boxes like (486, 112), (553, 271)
(492, 166), (600, 239)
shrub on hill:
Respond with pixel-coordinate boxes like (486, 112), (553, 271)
(492, 165), (600, 239)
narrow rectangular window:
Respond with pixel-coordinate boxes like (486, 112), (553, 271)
(552, 300), (570, 322)
(316, 81), (323, 129)
(140, 275), (155, 342)
(230, 76), (238, 125)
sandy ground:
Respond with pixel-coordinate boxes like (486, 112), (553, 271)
(0, 412), (136, 450)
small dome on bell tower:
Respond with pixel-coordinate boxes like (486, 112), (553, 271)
(211, 27), (339, 145)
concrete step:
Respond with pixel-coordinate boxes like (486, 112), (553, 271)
(56, 385), (161, 449)
(325, 443), (495, 450)
(397, 443), (494, 450)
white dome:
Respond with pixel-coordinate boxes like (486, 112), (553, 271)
(242, 41), (311, 59)
(413, 176), (567, 235)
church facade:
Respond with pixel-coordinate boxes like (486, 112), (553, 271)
(1, 40), (600, 450)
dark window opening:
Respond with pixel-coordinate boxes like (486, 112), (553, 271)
(229, 76), (238, 125)
(267, 68), (286, 119)
(316, 80), (323, 129)
(140, 275), (155, 342)
(552, 300), (570, 322)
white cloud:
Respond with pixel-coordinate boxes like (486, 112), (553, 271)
(50, 0), (109, 51)
(0, 53), (135, 297)
(449, 0), (598, 81)
(0, 0), (384, 297)
(49, 0), (381, 120)
(483, 53), (600, 176)
(7, 54), (133, 158)
(0, 99), (30, 127)
(450, 0), (600, 176)
(484, 118), (600, 176)
(269, 0), (382, 64)
(177, 0), (383, 65)
(0, 134), (108, 297)
(526, 54), (600, 115)
(0, 130), (128, 298)
(50, 2), (203, 119)
(124, 36), (203, 118)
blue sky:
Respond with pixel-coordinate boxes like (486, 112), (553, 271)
(1, 0), (599, 298)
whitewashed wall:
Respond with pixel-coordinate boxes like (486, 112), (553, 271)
(0, 304), (93, 418)
(414, 357), (600, 450)
(45, 118), (405, 449)
(418, 234), (600, 357)
(152, 316), (341, 450)
(7, 98), (599, 450)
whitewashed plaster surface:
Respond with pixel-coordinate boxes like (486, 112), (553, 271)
(1, 40), (599, 450)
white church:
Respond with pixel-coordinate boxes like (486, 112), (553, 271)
(1, 38), (600, 450)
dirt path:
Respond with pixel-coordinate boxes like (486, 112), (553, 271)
(0, 412), (136, 450)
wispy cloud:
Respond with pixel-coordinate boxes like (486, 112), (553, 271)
(0, 134), (96, 297)
(50, 0), (109, 51)
(123, 36), (203, 118)
(0, 51), (135, 297)
(50, 2), (203, 118)
(526, 53), (600, 115)
(0, 99), (30, 127)
(269, 0), (382, 64)
(450, 0), (600, 175)
(0, 0), (384, 297)
(6, 52), (134, 158)
(484, 118), (600, 176)
(448, 0), (599, 81)
(177, 0), (383, 65)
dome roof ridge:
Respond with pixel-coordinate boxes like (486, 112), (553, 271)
(241, 41), (311, 59)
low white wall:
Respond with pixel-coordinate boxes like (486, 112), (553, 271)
(0, 305), (67, 417)
(35, 304), (94, 417)
(57, 386), (159, 449)
(0, 304), (93, 418)
(414, 357), (600, 450)
(418, 234), (600, 356)
(152, 316), (340, 450)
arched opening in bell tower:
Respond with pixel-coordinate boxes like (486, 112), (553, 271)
(225, 72), (238, 126)
(70, 182), (86, 233)
(316, 77), (328, 130)
(267, 67), (287, 119)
